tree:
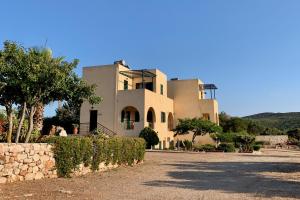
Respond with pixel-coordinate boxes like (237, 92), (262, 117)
(175, 118), (222, 143)
(139, 127), (159, 149)
(247, 121), (265, 135)
(0, 41), (26, 142)
(287, 128), (300, 141)
(261, 127), (283, 135)
(0, 41), (102, 143)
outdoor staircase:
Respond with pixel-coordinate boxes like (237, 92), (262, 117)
(79, 122), (117, 137)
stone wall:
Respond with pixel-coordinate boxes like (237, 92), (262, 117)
(255, 135), (288, 146)
(0, 143), (56, 183)
(0, 143), (118, 184)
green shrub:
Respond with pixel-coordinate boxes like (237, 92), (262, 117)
(139, 127), (159, 149)
(194, 144), (216, 152)
(183, 140), (193, 151)
(169, 140), (175, 150)
(217, 143), (236, 152)
(211, 132), (236, 143)
(235, 134), (255, 152)
(253, 144), (261, 151)
(48, 137), (93, 177)
(44, 136), (145, 177)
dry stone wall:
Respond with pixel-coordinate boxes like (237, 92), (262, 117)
(255, 135), (288, 145)
(0, 143), (118, 184)
(0, 143), (56, 183)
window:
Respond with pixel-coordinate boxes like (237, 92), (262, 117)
(135, 111), (140, 122)
(124, 80), (128, 90)
(160, 84), (163, 95)
(136, 83), (142, 89)
(203, 113), (210, 121)
(121, 110), (125, 122)
(161, 112), (166, 123)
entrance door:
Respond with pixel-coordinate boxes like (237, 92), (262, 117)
(89, 110), (98, 132)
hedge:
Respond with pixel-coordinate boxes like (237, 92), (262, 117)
(217, 143), (236, 152)
(43, 136), (146, 177)
(194, 144), (216, 152)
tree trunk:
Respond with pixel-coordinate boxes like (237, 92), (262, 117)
(25, 106), (36, 143)
(5, 105), (13, 143)
(192, 134), (197, 144)
(33, 102), (44, 131)
(15, 102), (27, 143)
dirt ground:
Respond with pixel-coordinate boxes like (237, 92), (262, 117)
(1, 149), (300, 200)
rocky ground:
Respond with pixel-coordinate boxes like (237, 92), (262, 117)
(1, 149), (300, 200)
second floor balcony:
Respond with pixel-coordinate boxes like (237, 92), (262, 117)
(119, 69), (156, 92)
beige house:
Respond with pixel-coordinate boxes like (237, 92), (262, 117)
(80, 60), (219, 149)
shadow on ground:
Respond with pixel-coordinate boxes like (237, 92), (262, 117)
(144, 161), (300, 199)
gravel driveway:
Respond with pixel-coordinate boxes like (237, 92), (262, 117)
(1, 149), (300, 200)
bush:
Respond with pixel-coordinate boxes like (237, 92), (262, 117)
(169, 140), (175, 150)
(235, 134), (255, 152)
(287, 129), (300, 141)
(217, 143), (236, 152)
(139, 127), (159, 149)
(44, 136), (146, 177)
(253, 144), (261, 151)
(194, 144), (216, 152)
(211, 132), (236, 143)
(183, 140), (193, 151)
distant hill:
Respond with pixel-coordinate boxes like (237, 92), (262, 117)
(243, 112), (300, 131)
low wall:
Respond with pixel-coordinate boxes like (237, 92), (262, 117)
(255, 135), (288, 145)
(0, 143), (118, 184)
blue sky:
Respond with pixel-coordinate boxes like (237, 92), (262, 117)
(1, 0), (300, 117)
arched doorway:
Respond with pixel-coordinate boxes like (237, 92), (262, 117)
(121, 106), (140, 130)
(146, 107), (156, 129)
(168, 113), (174, 131)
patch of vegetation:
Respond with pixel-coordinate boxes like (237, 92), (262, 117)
(217, 143), (236, 152)
(183, 140), (193, 151)
(244, 112), (300, 131)
(43, 136), (145, 177)
(194, 144), (216, 152)
(139, 127), (159, 149)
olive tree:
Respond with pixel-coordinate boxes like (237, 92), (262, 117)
(174, 118), (222, 143)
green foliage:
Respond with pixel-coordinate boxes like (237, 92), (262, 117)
(247, 121), (265, 135)
(287, 128), (300, 140)
(0, 41), (101, 143)
(139, 127), (159, 149)
(261, 127), (284, 135)
(244, 112), (300, 131)
(211, 132), (236, 143)
(253, 144), (261, 151)
(217, 143), (236, 152)
(175, 118), (222, 142)
(183, 140), (193, 151)
(235, 134), (256, 152)
(45, 137), (93, 177)
(44, 136), (145, 177)
(194, 144), (216, 152)
(222, 117), (248, 133)
(169, 140), (175, 150)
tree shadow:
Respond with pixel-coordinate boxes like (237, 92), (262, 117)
(144, 161), (300, 198)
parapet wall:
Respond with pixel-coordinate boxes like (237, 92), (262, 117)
(255, 135), (288, 146)
(0, 143), (118, 184)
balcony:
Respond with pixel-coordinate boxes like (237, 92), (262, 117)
(121, 120), (136, 130)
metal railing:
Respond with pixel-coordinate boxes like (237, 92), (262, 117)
(79, 123), (117, 137)
(121, 120), (135, 130)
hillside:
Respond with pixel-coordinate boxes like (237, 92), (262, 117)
(243, 112), (300, 131)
